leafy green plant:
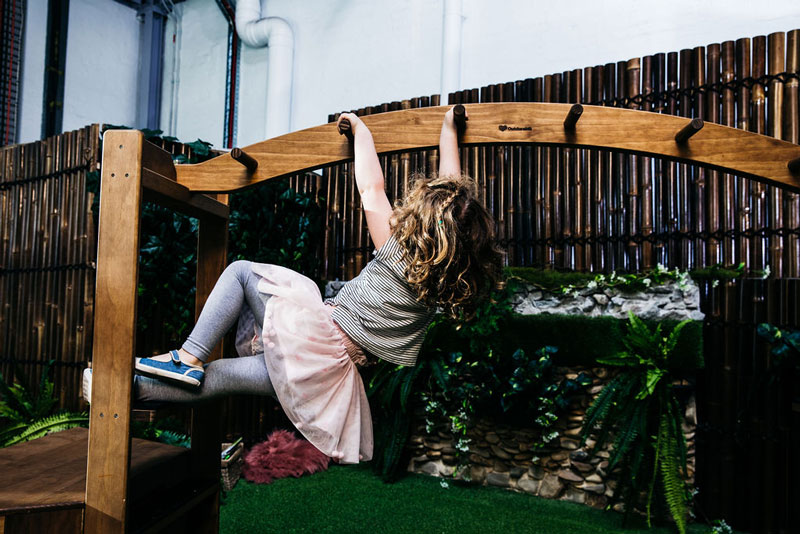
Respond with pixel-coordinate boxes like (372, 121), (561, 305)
(131, 416), (191, 448)
(0, 361), (88, 448)
(581, 312), (691, 533)
(366, 281), (589, 481)
(756, 323), (800, 380)
(366, 362), (427, 481)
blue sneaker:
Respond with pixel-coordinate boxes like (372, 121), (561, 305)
(135, 350), (205, 388)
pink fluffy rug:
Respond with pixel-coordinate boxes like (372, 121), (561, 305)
(242, 429), (330, 484)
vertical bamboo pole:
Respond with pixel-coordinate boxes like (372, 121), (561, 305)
(532, 77), (544, 266)
(679, 48), (694, 269)
(640, 56), (655, 269)
(562, 71), (574, 270)
(706, 44), (722, 268)
(736, 38), (752, 272)
(785, 30), (800, 277)
(693, 46), (707, 269)
(593, 65), (606, 270)
(603, 63), (616, 270)
(720, 41), (737, 268)
(626, 58), (642, 272)
(583, 67), (595, 271)
(508, 80), (525, 265)
(542, 76), (554, 267)
(571, 68), (583, 271)
(494, 83), (507, 262)
(768, 32), (785, 277)
(0, 148), (7, 374)
(752, 36), (768, 273)
(666, 52), (680, 268)
(615, 60), (627, 270)
(653, 53), (667, 267)
(552, 73), (564, 268)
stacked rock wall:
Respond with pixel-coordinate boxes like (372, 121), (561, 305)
(403, 280), (702, 508)
(406, 364), (697, 509)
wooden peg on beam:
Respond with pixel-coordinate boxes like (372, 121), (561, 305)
(564, 104), (583, 129)
(231, 147), (258, 173)
(675, 118), (704, 143)
(789, 157), (800, 175)
(453, 104), (468, 134)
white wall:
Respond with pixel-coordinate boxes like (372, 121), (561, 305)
(61, 0), (139, 133)
(234, 0), (442, 146)
(14, 0), (800, 147)
(460, 0), (800, 90)
(171, 0), (229, 146)
(17, 0), (48, 143)
(17, 0), (140, 143)
(224, 0), (800, 148)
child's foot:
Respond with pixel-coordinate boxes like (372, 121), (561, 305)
(135, 349), (205, 388)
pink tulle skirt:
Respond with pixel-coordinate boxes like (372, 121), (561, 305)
(250, 263), (373, 465)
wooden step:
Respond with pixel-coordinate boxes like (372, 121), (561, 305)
(0, 427), (215, 533)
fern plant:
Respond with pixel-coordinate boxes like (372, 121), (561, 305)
(0, 361), (88, 448)
(580, 312), (692, 534)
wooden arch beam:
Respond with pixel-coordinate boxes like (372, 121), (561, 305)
(175, 103), (800, 194)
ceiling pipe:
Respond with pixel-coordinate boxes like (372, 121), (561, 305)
(235, 0), (294, 139)
(440, 0), (463, 104)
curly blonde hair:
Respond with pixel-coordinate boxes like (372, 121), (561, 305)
(390, 173), (505, 320)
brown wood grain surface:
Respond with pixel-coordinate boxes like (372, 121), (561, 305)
(175, 103), (800, 193)
(0, 428), (190, 513)
(85, 129), (144, 533)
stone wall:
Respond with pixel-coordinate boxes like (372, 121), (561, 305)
(402, 280), (702, 509)
(406, 364), (697, 509)
(510, 279), (704, 321)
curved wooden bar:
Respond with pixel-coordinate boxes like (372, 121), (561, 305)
(175, 103), (800, 193)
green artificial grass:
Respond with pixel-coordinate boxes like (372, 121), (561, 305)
(220, 464), (714, 534)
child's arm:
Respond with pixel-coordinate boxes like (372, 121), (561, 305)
(438, 106), (465, 177)
(337, 113), (393, 249)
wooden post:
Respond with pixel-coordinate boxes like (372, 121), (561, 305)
(85, 130), (144, 533)
(188, 205), (228, 534)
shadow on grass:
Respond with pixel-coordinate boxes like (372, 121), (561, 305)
(221, 463), (716, 534)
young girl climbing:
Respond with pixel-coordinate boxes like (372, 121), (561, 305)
(83, 106), (504, 464)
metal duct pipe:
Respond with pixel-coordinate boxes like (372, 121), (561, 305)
(235, 0), (294, 138)
(440, 0), (463, 103)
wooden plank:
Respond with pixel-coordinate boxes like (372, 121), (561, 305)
(141, 169), (229, 220)
(0, 427), (192, 515)
(141, 138), (177, 181)
(3, 508), (83, 534)
(0, 428), (88, 512)
(175, 103), (800, 194)
(85, 129), (144, 534)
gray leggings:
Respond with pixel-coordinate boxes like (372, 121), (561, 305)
(135, 261), (277, 403)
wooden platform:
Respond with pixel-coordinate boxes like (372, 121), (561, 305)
(0, 427), (217, 533)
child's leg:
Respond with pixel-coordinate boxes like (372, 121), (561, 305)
(135, 355), (275, 403)
(181, 260), (266, 362)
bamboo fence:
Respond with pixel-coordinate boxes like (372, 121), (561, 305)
(0, 125), (99, 412)
(320, 30), (800, 282)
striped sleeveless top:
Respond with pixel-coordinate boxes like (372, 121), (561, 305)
(327, 235), (434, 367)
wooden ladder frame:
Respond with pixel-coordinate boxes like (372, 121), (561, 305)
(84, 103), (800, 533)
(86, 130), (228, 533)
